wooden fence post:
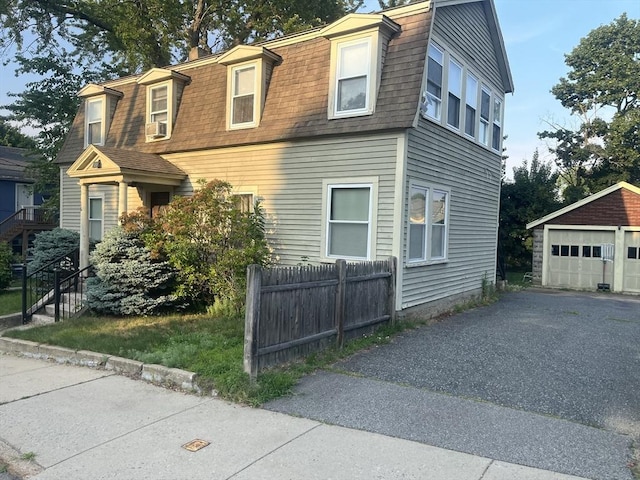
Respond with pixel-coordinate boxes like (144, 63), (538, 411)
(244, 264), (262, 382)
(335, 259), (347, 348)
(388, 256), (397, 324)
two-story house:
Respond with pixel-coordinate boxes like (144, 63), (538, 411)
(55, 0), (513, 316)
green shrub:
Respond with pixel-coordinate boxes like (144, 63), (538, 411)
(0, 242), (13, 291)
(86, 227), (182, 316)
(123, 179), (270, 312)
(28, 228), (79, 274)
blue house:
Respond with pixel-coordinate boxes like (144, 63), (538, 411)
(0, 146), (55, 257)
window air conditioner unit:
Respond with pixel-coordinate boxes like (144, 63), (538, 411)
(145, 121), (167, 138)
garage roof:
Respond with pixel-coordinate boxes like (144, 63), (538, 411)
(526, 181), (640, 229)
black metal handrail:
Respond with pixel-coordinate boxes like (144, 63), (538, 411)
(53, 264), (94, 322)
(22, 248), (80, 324)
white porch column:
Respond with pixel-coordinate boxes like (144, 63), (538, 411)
(118, 181), (128, 223)
(80, 183), (90, 271)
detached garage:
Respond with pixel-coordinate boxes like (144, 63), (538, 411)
(527, 182), (640, 294)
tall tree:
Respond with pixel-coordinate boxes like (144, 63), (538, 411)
(0, 118), (35, 148)
(499, 150), (561, 270)
(0, 0), (363, 212)
(539, 14), (640, 199)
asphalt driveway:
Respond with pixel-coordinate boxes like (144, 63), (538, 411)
(265, 289), (640, 480)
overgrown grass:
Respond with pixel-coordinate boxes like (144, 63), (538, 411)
(0, 289), (22, 316)
(3, 290), (501, 406)
(3, 310), (426, 405)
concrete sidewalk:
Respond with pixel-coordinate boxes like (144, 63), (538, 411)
(0, 354), (589, 480)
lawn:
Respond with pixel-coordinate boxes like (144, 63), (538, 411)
(2, 309), (417, 405)
(0, 289), (22, 316)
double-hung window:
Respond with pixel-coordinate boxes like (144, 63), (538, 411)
(335, 39), (371, 115)
(465, 74), (478, 138)
(231, 64), (256, 127)
(408, 184), (449, 263)
(85, 98), (104, 146)
(479, 86), (491, 146)
(150, 85), (168, 124)
(447, 59), (462, 129)
(88, 197), (103, 242)
(492, 97), (503, 151)
(425, 44), (444, 120)
(326, 184), (372, 259)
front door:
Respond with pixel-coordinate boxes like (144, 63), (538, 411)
(16, 183), (34, 219)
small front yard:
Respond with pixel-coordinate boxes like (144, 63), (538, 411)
(0, 289), (22, 316)
(3, 311), (413, 405)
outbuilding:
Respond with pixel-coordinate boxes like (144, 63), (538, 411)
(527, 182), (640, 293)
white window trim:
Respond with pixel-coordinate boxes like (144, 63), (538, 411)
(145, 81), (172, 142)
(228, 62), (258, 129)
(421, 37), (504, 155)
(406, 181), (450, 266)
(464, 72), (478, 139)
(232, 185), (259, 213)
(492, 97), (504, 152)
(84, 97), (105, 147)
(88, 195), (104, 242)
(423, 43), (444, 121)
(320, 177), (379, 262)
(328, 33), (378, 119)
(446, 57), (463, 131)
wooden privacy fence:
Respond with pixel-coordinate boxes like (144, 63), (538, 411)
(244, 257), (397, 379)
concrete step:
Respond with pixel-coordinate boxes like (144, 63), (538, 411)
(30, 313), (56, 325)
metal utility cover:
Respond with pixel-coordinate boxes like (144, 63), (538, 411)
(182, 439), (210, 452)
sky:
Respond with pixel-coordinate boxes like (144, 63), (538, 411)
(1, 0), (639, 179)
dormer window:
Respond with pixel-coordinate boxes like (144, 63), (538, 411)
(323, 13), (400, 120)
(231, 64), (256, 127)
(218, 45), (281, 131)
(137, 68), (190, 142)
(149, 84), (169, 137)
(86, 98), (104, 146)
(336, 39), (371, 114)
(78, 84), (122, 148)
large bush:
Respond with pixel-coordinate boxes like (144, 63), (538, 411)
(28, 228), (80, 274)
(86, 227), (181, 316)
(0, 241), (13, 291)
(123, 179), (270, 312)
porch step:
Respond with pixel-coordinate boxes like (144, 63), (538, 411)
(43, 294), (85, 319)
(30, 313), (57, 326)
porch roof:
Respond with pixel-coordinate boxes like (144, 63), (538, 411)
(67, 145), (186, 186)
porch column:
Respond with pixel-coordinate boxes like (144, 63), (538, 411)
(118, 181), (128, 223)
(80, 183), (90, 271)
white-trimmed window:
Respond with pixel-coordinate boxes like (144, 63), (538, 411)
(425, 44), (444, 120)
(85, 98), (104, 146)
(231, 64), (256, 127)
(88, 197), (103, 242)
(149, 84), (168, 127)
(408, 184), (449, 263)
(334, 38), (371, 116)
(479, 86), (491, 146)
(233, 193), (254, 213)
(326, 184), (372, 260)
(447, 58), (462, 129)
(465, 74), (478, 138)
(492, 97), (503, 151)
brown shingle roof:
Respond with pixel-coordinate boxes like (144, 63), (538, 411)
(56, 8), (431, 164)
(94, 146), (185, 176)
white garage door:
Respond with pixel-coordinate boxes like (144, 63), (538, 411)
(546, 230), (615, 290)
(623, 231), (640, 293)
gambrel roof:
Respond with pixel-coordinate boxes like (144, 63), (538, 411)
(56, 0), (512, 166)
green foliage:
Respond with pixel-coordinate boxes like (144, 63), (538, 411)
(0, 119), (36, 148)
(499, 150), (561, 270)
(124, 180), (270, 311)
(540, 14), (640, 197)
(0, 242), (13, 291)
(86, 227), (181, 316)
(28, 228), (79, 274)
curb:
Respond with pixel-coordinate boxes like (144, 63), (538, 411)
(0, 337), (202, 394)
